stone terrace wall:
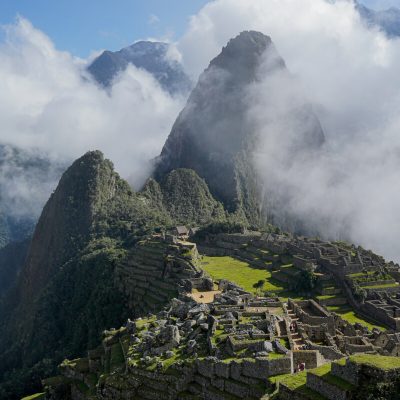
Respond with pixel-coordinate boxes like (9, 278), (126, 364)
(292, 350), (323, 370)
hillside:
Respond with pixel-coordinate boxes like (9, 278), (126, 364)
(0, 151), (171, 399)
(0, 239), (30, 298)
(28, 229), (400, 400)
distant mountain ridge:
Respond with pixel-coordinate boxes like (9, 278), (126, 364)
(88, 40), (192, 94)
(357, 1), (400, 37)
(0, 144), (63, 249)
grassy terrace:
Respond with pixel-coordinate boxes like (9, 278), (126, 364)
(327, 305), (386, 330)
(269, 370), (326, 400)
(201, 256), (285, 294)
(308, 363), (354, 391)
(349, 354), (400, 370)
(360, 282), (399, 289)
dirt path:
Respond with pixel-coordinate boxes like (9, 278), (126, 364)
(189, 290), (221, 303)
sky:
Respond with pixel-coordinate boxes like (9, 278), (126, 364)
(0, 0), (396, 57)
(0, 0), (209, 57)
(2, 0), (400, 262)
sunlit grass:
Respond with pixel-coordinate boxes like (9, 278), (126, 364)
(201, 256), (284, 293)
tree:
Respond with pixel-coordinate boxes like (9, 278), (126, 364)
(253, 279), (265, 295)
(294, 268), (317, 294)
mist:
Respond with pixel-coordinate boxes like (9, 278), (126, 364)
(0, 17), (184, 219)
(177, 0), (400, 261)
(3, 1), (400, 262)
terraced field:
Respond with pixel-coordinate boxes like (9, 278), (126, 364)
(201, 255), (285, 294)
(327, 305), (386, 331)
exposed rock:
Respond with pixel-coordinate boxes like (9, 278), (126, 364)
(158, 325), (181, 346)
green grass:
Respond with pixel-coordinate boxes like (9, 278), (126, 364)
(60, 358), (89, 373)
(349, 354), (400, 370)
(21, 394), (46, 400)
(327, 305), (386, 331)
(360, 283), (399, 289)
(201, 256), (284, 293)
(348, 271), (381, 278)
(268, 352), (286, 359)
(316, 294), (339, 300)
(309, 363), (354, 390)
(270, 370), (307, 390)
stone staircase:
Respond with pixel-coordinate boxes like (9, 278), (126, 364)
(287, 307), (305, 350)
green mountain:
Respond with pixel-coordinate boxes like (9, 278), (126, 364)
(154, 31), (325, 226)
(0, 151), (171, 399)
(0, 147), (229, 399)
(144, 168), (226, 226)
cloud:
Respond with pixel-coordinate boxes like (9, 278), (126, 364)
(0, 17), (184, 218)
(148, 14), (161, 25)
(177, 0), (400, 261)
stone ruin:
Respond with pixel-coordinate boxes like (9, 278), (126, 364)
(40, 273), (400, 400)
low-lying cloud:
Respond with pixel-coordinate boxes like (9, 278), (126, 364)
(3, 1), (400, 262)
(0, 17), (184, 218)
(178, 0), (400, 261)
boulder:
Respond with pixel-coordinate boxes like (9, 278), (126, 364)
(189, 303), (210, 316)
(158, 325), (181, 346)
(126, 318), (137, 334)
(170, 298), (191, 319)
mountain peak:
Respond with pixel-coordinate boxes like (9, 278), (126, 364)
(18, 150), (116, 299)
(208, 31), (282, 84)
(88, 40), (191, 93)
(154, 31), (324, 225)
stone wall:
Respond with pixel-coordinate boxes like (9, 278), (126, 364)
(306, 373), (348, 400)
(292, 350), (322, 370)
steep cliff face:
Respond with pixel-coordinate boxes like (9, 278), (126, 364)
(0, 151), (170, 400)
(0, 239), (30, 298)
(154, 31), (325, 226)
(18, 151), (117, 300)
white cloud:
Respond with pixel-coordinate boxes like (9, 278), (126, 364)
(148, 14), (160, 25)
(0, 17), (184, 202)
(176, 0), (400, 261)
(3, 2), (400, 263)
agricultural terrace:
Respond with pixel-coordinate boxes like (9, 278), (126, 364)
(200, 256), (284, 294)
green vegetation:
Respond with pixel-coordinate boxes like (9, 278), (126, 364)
(327, 305), (385, 330)
(201, 256), (284, 293)
(159, 169), (226, 226)
(0, 238), (30, 296)
(270, 370), (307, 390)
(349, 354), (400, 370)
(360, 283), (399, 289)
(110, 343), (125, 371)
(309, 363), (354, 390)
(20, 394), (45, 400)
(60, 358), (89, 373)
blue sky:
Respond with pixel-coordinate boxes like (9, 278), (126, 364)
(0, 0), (208, 57)
(0, 0), (396, 57)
